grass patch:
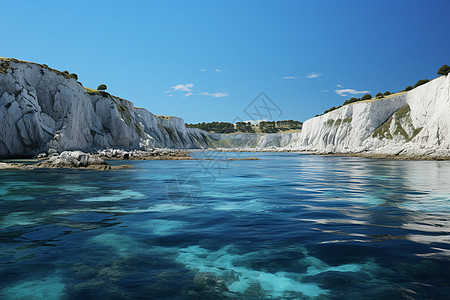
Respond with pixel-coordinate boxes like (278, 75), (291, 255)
(134, 123), (145, 137)
(157, 124), (179, 142)
(84, 87), (102, 95)
(0, 60), (12, 74)
(166, 126), (178, 142)
(372, 104), (422, 142)
(407, 127), (423, 142)
(373, 117), (393, 139)
(324, 119), (335, 126)
(156, 115), (172, 120)
(358, 91), (407, 104)
(343, 116), (352, 123)
(0, 57), (78, 80)
(116, 104), (133, 126)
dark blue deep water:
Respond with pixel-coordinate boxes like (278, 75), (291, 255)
(1, 152), (449, 299)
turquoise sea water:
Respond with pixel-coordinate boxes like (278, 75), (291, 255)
(1, 152), (449, 299)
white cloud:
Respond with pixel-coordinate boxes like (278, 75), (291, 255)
(214, 69), (221, 72)
(166, 83), (228, 98)
(200, 69), (206, 72)
(211, 92), (228, 97)
(307, 72), (321, 79)
(335, 88), (370, 97)
(282, 76), (299, 79)
(337, 84), (343, 87)
(171, 83), (194, 92)
(199, 92), (228, 98)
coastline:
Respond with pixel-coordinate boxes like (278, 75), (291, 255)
(191, 148), (450, 161)
(1, 147), (449, 171)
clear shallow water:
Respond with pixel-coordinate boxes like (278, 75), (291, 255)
(1, 152), (450, 299)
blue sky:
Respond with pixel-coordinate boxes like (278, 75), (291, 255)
(2, 0), (450, 123)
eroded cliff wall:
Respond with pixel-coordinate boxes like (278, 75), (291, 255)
(1, 57), (449, 157)
(0, 58), (207, 157)
(286, 75), (450, 156)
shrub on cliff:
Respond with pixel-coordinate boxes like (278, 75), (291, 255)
(437, 65), (450, 76)
(404, 86), (413, 91)
(384, 91), (391, 95)
(376, 92), (384, 99)
(344, 97), (360, 105)
(361, 94), (372, 101)
(97, 84), (107, 91)
(323, 106), (337, 114)
(413, 79), (429, 89)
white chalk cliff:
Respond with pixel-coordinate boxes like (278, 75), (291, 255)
(1, 57), (449, 157)
(206, 74), (450, 157)
(284, 74), (450, 156)
(0, 58), (211, 157)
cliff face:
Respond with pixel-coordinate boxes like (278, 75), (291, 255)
(195, 130), (301, 149)
(0, 58), (208, 157)
(1, 57), (449, 157)
(285, 75), (450, 156)
(197, 74), (450, 156)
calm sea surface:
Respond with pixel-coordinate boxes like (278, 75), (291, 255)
(1, 152), (449, 299)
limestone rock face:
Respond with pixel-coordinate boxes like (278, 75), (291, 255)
(56, 151), (105, 167)
(195, 130), (301, 149)
(197, 75), (450, 157)
(283, 75), (450, 156)
(1, 57), (449, 158)
(0, 58), (205, 157)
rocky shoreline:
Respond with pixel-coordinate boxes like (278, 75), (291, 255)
(0, 149), (194, 170)
(314, 152), (450, 161)
(193, 148), (450, 161)
(0, 151), (131, 170)
(1, 147), (448, 171)
(96, 148), (194, 160)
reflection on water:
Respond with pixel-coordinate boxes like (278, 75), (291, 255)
(0, 153), (450, 299)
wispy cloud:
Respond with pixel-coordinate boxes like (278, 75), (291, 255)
(166, 83), (194, 96)
(199, 92), (229, 98)
(214, 68), (221, 72)
(200, 69), (206, 72)
(337, 84), (343, 87)
(171, 83), (193, 92)
(166, 83), (228, 98)
(323, 90), (329, 92)
(335, 88), (370, 97)
(282, 76), (299, 79)
(307, 72), (321, 79)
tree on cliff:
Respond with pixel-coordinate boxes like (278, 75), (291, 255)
(437, 65), (450, 76)
(413, 79), (429, 89)
(361, 94), (372, 100)
(97, 84), (107, 91)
